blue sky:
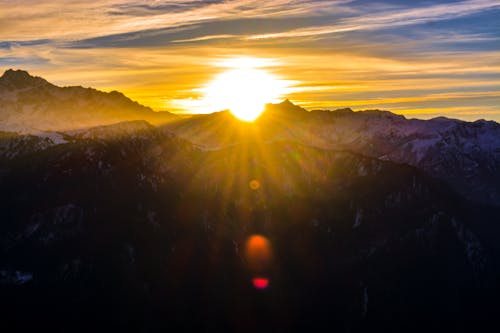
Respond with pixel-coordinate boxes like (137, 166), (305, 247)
(1, 0), (499, 120)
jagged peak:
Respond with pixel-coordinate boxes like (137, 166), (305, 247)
(333, 107), (353, 113)
(108, 90), (126, 98)
(430, 116), (461, 122)
(472, 119), (499, 127)
(257, 100), (308, 122)
(275, 99), (305, 109)
(280, 99), (295, 106)
(0, 68), (50, 89)
(265, 99), (307, 113)
(2, 69), (31, 79)
(309, 107), (353, 114)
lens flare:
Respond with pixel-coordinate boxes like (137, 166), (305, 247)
(249, 179), (260, 190)
(245, 235), (273, 289)
(252, 277), (270, 290)
(245, 234), (272, 272)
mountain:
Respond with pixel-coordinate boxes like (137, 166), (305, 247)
(0, 69), (175, 133)
(2, 69), (496, 207)
(162, 100), (500, 206)
(0, 130), (55, 160)
(1, 122), (499, 332)
(1, 71), (500, 332)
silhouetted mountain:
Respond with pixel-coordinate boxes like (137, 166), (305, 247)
(0, 69), (51, 90)
(0, 69), (176, 133)
(263, 98), (309, 120)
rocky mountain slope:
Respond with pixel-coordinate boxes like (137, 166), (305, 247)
(163, 100), (500, 206)
(2, 69), (497, 205)
(1, 71), (500, 332)
(0, 69), (175, 133)
(1, 121), (499, 332)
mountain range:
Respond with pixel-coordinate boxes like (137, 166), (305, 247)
(1, 69), (499, 332)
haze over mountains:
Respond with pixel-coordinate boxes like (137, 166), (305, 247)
(1, 69), (500, 332)
(2, 69), (499, 206)
(0, 69), (175, 133)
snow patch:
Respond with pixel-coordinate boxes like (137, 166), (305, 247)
(35, 132), (68, 145)
(362, 286), (369, 317)
(353, 209), (363, 228)
(0, 270), (33, 285)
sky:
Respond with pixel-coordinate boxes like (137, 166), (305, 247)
(1, 0), (499, 121)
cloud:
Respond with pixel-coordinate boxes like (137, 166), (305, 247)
(171, 34), (238, 43)
(247, 0), (500, 40)
(1, 0), (499, 121)
(0, 0), (349, 42)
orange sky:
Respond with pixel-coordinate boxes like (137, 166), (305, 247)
(1, 0), (499, 121)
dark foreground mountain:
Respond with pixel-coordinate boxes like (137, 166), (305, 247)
(1, 121), (500, 332)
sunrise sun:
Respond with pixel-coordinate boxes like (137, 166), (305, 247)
(202, 57), (289, 121)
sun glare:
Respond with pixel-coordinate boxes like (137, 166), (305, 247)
(202, 57), (289, 121)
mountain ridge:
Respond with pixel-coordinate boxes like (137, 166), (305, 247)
(162, 99), (500, 206)
(1, 70), (499, 206)
(1, 119), (499, 331)
(0, 69), (176, 133)
(1, 71), (500, 331)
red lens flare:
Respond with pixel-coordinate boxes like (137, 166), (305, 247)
(252, 277), (269, 290)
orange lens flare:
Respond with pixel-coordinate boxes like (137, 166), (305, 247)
(249, 179), (260, 190)
(244, 235), (272, 272)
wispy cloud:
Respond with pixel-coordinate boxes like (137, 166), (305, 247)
(1, 0), (499, 121)
(248, 0), (500, 40)
(171, 34), (237, 43)
(0, 0), (348, 42)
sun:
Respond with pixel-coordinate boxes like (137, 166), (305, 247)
(202, 58), (289, 121)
